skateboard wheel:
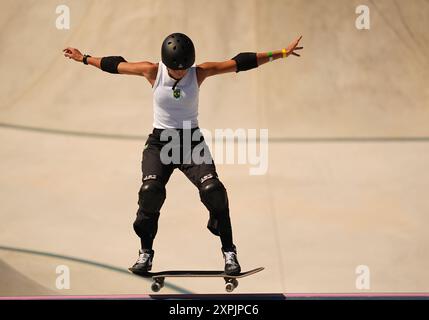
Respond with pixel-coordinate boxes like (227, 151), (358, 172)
(151, 282), (162, 292)
(232, 279), (239, 289)
(225, 282), (235, 293)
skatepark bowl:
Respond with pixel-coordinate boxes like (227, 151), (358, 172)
(1, 0), (429, 298)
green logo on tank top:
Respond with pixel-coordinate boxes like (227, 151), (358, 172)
(173, 88), (181, 99)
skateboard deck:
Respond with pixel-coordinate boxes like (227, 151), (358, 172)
(128, 267), (264, 292)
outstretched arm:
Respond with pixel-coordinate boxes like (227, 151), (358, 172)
(197, 36), (303, 84)
(62, 47), (157, 85)
(256, 35), (303, 67)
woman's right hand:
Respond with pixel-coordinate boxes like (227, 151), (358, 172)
(63, 47), (84, 62)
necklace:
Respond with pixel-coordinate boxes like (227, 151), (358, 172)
(172, 79), (181, 99)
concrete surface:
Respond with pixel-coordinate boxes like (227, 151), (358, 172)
(1, 0), (428, 295)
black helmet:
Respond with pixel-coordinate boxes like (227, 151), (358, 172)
(161, 33), (195, 70)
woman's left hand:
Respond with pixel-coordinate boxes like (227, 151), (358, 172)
(285, 36), (303, 57)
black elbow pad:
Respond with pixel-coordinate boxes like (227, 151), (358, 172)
(231, 52), (258, 72)
(100, 56), (127, 74)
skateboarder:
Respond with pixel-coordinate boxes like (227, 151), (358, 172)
(63, 33), (302, 275)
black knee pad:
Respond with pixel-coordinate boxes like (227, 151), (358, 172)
(199, 178), (229, 213)
(133, 210), (160, 238)
(138, 180), (166, 213)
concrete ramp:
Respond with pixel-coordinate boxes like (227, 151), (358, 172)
(0, 259), (55, 296)
(1, 0), (429, 296)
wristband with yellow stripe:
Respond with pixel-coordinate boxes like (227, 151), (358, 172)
(282, 48), (288, 58)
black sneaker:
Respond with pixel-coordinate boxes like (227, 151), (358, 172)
(129, 249), (154, 274)
(222, 246), (241, 275)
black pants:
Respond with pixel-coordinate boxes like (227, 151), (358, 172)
(133, 127), (235, 251)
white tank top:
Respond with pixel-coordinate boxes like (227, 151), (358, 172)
(152, 61), (199, 129)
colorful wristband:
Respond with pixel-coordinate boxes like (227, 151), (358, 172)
(282, 48), (287, 58)
(267, 51), (273, 62)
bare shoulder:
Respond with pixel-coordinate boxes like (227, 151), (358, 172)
(147, 63), (159, 87)
(148, 62), (159, 77)
(197, 61), (236, 79)
(196, 62), (213, 79)
(117, 61), (158, 78)
(196, 64), (207, 87)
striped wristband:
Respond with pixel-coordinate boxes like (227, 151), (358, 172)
(282, 48), (288, 58)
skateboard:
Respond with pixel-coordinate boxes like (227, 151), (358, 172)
(128, 267), (264, 292)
